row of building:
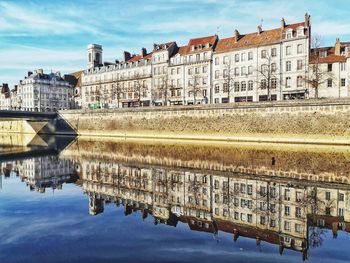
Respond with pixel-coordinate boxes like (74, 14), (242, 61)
(2, 13), (350, 111)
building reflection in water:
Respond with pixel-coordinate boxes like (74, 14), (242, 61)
(62, 140), (350, 262)
(2, 139), (350, 261)
(0, 156), (77, 193)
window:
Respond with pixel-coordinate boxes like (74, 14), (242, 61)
(223, 56), (228, 64)
(260, 79), (267, 89)
(260, 216), (266, 225)
(271, 48), (277, 57)
(215, 57), (219, 65)
(328, 63), (333, 72)
(284, 221), (290, 231)
(203, 66), (207, 73)
(285, 206), (290, 216)
(235, 54), (239, 62)
(286, 61), (292, 71)
(341, 62), (346, 71)
(248, 66), (253, 75)
(215, 70), (219, 79)
(203, 52), (207, 60)
(261, 50), (267, 59)
(271, 78), (277, 89)
(286, 77), (291, 88)
(297, 76), (303, 87)
(223, 69), (228, 78)
(297, 60), (303, 70)
(241, 81), (246, 91)
(234, 82), (240, 92)
(241, 66), (246, 75)
(326, 207), (331, 215)
(284, 189), (291, 200)
(270, 219), (276, 227)
(296, 207), (302, 218)
(286, 46), (291, 55)
(247, 185), (253, 195)
(271, 63), (277, 72)
(215, 84), (220, 93)
(328, 79), (333, 88)
(241, 199), (246, 208)
(296, 191), (303, 202)
(295, 223), (302, 233)
(339, 193), (345, 201)
(234, 67), (239, 76)
(297, 44), (303, 54)
(338, 208), (344, 216)
(234, 212), (239, 220)
(247, 214), (253, 223)
(188, 68), (192, 75)
(221, 83), (227, 93)
(248, 52), (253, 60)
(325, 191), (331, 201)
(241, 53), (246, 61)
(248, 80), (253, 90)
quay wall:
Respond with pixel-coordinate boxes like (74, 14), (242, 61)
(59, 99), (350, 145)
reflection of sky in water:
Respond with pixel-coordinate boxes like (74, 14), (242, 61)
(0, 176), (349, 263)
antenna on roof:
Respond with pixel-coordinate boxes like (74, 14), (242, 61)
(260, 19), (264, 28)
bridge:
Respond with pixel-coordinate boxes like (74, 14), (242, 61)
(0, 110), (76, 140)
(0, 110), (57, 120)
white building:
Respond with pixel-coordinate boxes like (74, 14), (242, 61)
(15, 69), (72, 112)
(78, 14), (350, 109)
(0, 83), (11, 110)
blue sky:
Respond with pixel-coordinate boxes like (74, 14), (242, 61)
(1, 0), (350, 87)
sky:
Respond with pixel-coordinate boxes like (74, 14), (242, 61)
(1, 0), (350, 87)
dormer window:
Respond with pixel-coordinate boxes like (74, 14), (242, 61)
(191, 46), (195, 51)
(319, 51), (327, 58)
(297, 27), (304, 37)
(286, 29), (293, 39)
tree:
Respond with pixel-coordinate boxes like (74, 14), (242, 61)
(111, 81), (122, 108)
(100, 85), (110, 108)
(304, 35), (333, 99)
(188, 73), (202, 104)
(221, 60), (235, 102)
(134, 73), (148, 107)
(257, 52), (279, 101)
(154, 75), (172, 106)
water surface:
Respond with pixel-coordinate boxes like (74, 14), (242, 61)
(0, 138), (349, 263)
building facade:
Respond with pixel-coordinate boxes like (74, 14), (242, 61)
(12, 69), (72, 112)
(76, 14), (350, 109)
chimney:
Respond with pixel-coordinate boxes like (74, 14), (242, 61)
(123, 51), (131, 61)
(27, 71), (33, 77)
(304, 12), (311, 28)
(37, 69), (43, 75)
(281, 17), (286, 31)
(335, 38), (341, 56)
(234, 29), (240, 43)
(257, 25), (262, 35)
(141, 47), (147, 57)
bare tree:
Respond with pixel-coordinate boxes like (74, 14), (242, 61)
(304, 35), (333, 99)
(257, 52), (279, 101)
(188, 73), (202, 104)
(111, 81), (122, 108)
(154, 75), (171, 106)
(100, 85), (110, 108)
(134, 73), (148, 107)
(220, 60), (235, 102)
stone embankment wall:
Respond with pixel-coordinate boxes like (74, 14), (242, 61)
(60, 100), (350, 144)
(59, 99), (350, 144)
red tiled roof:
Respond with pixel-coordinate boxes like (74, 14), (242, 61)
(285, 22), (305, 30)
(310, 46), (347, 64)
(127, 53), (153, 63)
(178, 46), (188, 56)
(215, 22), (307, 53)
(183, 35), (218, 55)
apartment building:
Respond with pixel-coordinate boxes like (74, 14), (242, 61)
(0, 83), (11, 110)
(13, 69), (72, 112)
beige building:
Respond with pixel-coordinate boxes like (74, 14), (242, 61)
(76, 14), (350, 109)
(13, 69), (72, 112)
